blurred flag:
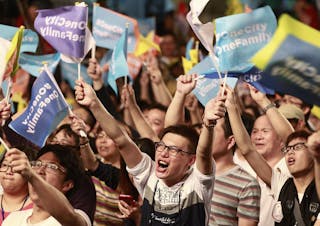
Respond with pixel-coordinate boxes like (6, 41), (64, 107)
(108, 27), (130, 95)
(252, 14), (320, 106)
(134, 32), (160, 57)
(0, 24), (39, 53)
(19, 53), (61, 77)
(0, 26), (24, 85)
(34, 5), (94, 63)
(9, 66), (69, 147)
(60, 61), (92, 89)
(185, 37), (194, 60)
(182, 57), (193, 74)
(92, 5), (139, 52)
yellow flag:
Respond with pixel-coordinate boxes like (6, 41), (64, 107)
(311, 105), (320, 119)
(182, 57), (193, 74)
(134, 32), (160, 57)
(189, 49), (198, 65)
(252, 15), (320, 70)
(4, 26), (24, 78)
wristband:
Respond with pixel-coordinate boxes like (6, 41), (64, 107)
(263, 103), (276, 113)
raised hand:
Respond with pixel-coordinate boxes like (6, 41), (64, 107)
(248, 84), (269, 107)
(121, 84), (137, 109)
(307, 131), (320, 161)
(203, 90), (227, 127)
(87, 58), (102, 81)
(0, 100), (11, 124)
(5, 148), (33, 180)
(176, 74), (198, 96)
(74, 80), (97, 108)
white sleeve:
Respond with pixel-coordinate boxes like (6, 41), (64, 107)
(126, 153), (154, 196)
(271, 167), (291, 200)
(75, 209), (91, 226)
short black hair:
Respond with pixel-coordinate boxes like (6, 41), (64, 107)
(159, 125), (199, 154)
(36, 144), (85, 194)
(285, 130), (311, 146)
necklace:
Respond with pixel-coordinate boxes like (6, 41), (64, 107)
(1, 195), (29, 220)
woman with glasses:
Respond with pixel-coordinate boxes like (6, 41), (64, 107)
(0, 146), (34, 225)
(2, 144), (91, 226)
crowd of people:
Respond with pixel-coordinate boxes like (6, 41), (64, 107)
(0, 0), (320, 226)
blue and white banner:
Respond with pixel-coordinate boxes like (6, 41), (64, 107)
(34, 5), (89, 59)
(0, 24), (39, 53)
(19, 53), (60, 77)
(92, 5), (139, 52)
(215, 6), (277, 72)
(60, 61), (92, 89)
(9, 67), (69, 147)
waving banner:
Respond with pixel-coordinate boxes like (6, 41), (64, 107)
(0, 24), (39, 53)
(34, 5), (94, 62)
(19, 53), (61, 77)
(252, 14), (320, 106)
(92, 5), (139, 52)
(215, 6), (277, 72)
(9, 67), (69, 147)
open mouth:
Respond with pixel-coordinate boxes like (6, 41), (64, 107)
(158, 160), (169, 169)
(287, 157), (295, 166)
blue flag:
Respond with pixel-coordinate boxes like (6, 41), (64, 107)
(108, 27), (130, 95)
(0, 24), (39, 53)
(19, 53), (60, 77)
(34, 5), (91, 59)
(9, 67), (69, 147)
(92, 5), (138, 52)
(185, 37), (194, 61)
(60, 61), (92, 89)
(215, 6), (277, 72)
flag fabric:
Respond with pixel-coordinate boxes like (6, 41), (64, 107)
(19, 53), (61, 77)
(182, 57), (193, 74)
(60, 61), (92, 89)
(215, 6), (277, 72)
(252, 14), (320, 106)
(185, 37), (194, 60)
(134, 33), (160, 57)
(193, 76), (238, 106)
(189, 48), (199, 65)
(9, 66), (69, 147)
(0, 37), (11, 86)
(0, 24), (39, 53)
(108, 27), (130, 95)
(137, 17), (156, 36)
(34, 5), (93, 62)
(0, 26), (24, 84)
(92, 5), (139, 52)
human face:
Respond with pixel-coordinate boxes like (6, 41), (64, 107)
(155, 133), (195, 187)
(145, 109), (166, 136)
(0, 158), (28, 195)
(160, 35), (176, 57)
(284, 138), (313, 177)
(251, 115), (283, 160)
(29, 152), (70, 203)
(211, 118), (233, 159)
(95, 130), (119, 160)
(51, 130), (77, 146)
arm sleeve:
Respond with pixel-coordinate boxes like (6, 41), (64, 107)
(91, 160), (120, 190)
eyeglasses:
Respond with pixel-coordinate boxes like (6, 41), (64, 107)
(281, 142), (307, 154)
(0, 162), (13, 172)
(30, 160), (66, 174)
(154, 141), (192, 157)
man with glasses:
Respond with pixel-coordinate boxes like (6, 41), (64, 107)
(226, 87), (320, 225)
(74, 75), (226, 226)
(2, 144), (91, 226)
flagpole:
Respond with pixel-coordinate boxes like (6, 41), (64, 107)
(5, 78), (12, 104)
(78, 63), (81, 80)
(91, 43), (96, 59)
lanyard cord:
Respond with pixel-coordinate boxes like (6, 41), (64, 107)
(1, 195), (29, 221)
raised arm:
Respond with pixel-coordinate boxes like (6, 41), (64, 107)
(307, 130), (320, 199)
(147, 55), (172, 107)
(226, 88), (272, 186)
(7, 148), (87, 226)
(0, 99), (11, 125)
(121, 84), (159, 142)
(196, 91), (226, 175)
(164, 74), (197, 127)
(249, 85), (294, 142)
(75, 80), (142, 168)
